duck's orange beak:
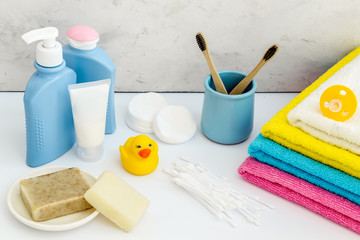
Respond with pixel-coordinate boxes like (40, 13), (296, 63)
(138, 149), (151, 158)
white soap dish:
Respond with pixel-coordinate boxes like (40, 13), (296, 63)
(7, 166), (99, 231)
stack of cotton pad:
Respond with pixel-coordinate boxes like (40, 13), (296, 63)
(126, 92), (168, 133)
(126, 92), (197, 144)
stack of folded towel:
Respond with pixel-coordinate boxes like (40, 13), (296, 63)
(238, 47), (360, 234)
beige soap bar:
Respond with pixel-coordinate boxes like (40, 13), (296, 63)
(84, 170), (150, 232)
(20, 167), (92, 222)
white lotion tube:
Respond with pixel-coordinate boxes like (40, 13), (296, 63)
(69, 79), (110, 162)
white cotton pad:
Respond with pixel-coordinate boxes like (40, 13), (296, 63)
(153, 105), (197, 144)
(126, 92), (168, 133)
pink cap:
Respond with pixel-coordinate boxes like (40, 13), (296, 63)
(66, 26), (99, 42)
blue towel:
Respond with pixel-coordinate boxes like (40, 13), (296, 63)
(248, 134), (360, 205)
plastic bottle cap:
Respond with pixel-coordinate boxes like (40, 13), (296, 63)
(319, 85), (357, 122)
(21, 27), (63, 67)
(67, 26), (99, 50)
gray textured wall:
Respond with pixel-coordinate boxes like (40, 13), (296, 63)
(1, 0), (360, 92)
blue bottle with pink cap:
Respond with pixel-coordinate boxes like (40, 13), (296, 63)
(63, 25), (116, 134)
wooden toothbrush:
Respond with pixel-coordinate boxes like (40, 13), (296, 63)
(196, 32), (228, 94)
(229, 44), (279, 95)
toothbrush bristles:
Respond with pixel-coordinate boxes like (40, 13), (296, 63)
(263, 44), (278, 61)
(196, 33), (207, 52)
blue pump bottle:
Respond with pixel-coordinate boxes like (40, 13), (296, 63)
(63, 25), (116, 134)
(22, 27), (76, 167)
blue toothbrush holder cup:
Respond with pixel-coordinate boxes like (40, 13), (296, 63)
(201, 70), (257, 144)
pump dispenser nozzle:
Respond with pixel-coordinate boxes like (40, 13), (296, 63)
(22, 27), (63, 67)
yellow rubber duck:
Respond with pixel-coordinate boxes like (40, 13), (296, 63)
(119, 135), (159, 175)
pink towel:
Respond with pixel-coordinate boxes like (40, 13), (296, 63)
(238, 157), (360, 234)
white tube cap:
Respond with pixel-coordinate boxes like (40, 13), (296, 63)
(76, 144), (104, 162)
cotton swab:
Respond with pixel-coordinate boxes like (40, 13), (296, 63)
(163, 157), (273, 227)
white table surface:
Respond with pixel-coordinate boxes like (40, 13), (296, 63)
(1, 92), (359, 240)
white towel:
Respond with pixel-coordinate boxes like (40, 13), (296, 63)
(287, 54), (360, 155)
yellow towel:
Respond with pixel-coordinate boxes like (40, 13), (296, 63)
(262, 47), (360, 179)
